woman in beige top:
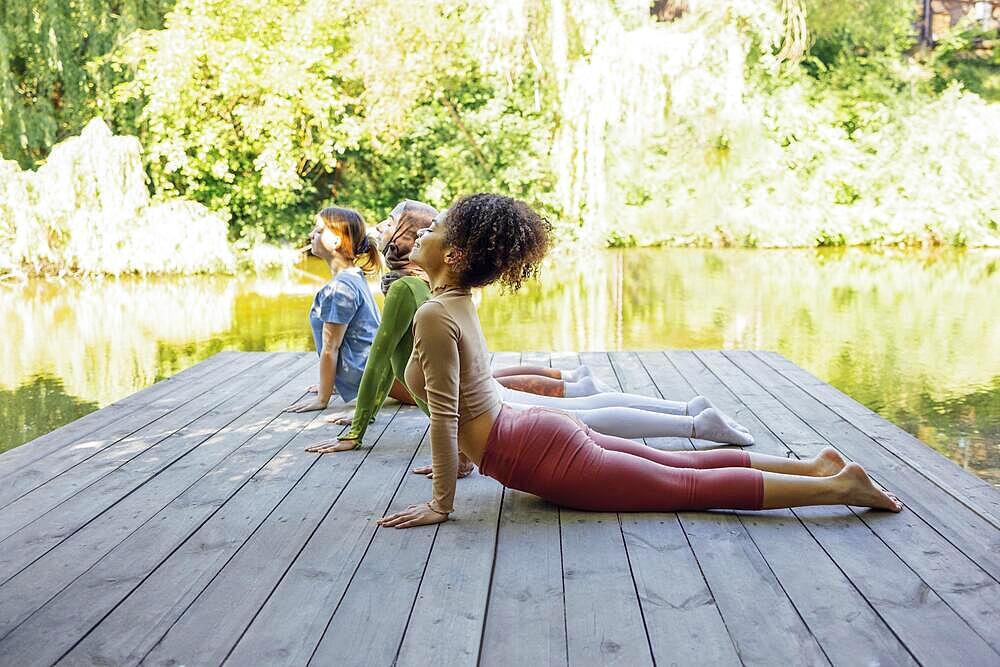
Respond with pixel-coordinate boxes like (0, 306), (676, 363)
(378, 194), (901, 529)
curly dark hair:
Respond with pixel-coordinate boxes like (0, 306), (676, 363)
(443, 193), (551, 291)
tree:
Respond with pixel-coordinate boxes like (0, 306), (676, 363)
(0, 0), (172, 167)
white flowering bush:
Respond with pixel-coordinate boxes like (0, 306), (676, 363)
(0, 119), (236, 277)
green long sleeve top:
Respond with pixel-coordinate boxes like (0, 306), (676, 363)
(338, 276), (431, 443)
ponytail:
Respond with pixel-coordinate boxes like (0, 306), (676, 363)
(354, 232), (385, 275)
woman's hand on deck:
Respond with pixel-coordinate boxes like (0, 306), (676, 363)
(305, 384), (318, 393)
(284, 398), (329, 413)
(304, 439), (358, 453)
(377, 503), (449, 529)
(411, 459), (475, 479)
(326, 415), (353, 425)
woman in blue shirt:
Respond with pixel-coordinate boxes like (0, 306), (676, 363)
(286, 207), (384, 412)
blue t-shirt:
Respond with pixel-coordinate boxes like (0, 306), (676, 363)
(309, 268), (381, 402)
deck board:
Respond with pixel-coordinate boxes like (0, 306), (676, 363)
(564, 353), (655, 667)
(1, 350), (998, 667)
(139, 403), (407, 666)
(481, 352), (568, 667)
(645, 351), (834, 665)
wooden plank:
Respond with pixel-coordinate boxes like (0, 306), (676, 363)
(560, 352), (654, 667)
(204, 407), (428, 666)
(706, 351), (1000, 581)
(661, 351), (891, 665)
(0, 352), (282, 543)
(638, 350), (783, 457)
(0, 355), (316, 645)
(549, 352), (580, 373)
(796, 503), (1000, 665)
(519, 350), (550, 368)
(620, 515), (740, 666)
(306, 432), (437, 666)
(0, 351), (242, 476)
(3, 360), (324, 665)
(692, 351), (830, 458)
(491, 351), (521, 371)
(480, 350), (567, 667)
(739, 510), (919, 666)
(57, 408), (404, 666)
(756, 350), (1000, 526)
(560, 510), (653, 666)
(607, 351), (691, 452)
(138, 407), (425, 667)
(479, 492), (566, 667)
(694, 350), (998, 664)
(391, 352), (510, 666)
(389, 457), (504, 667)
(726, 350), (1000, 654)
(680, 513), (830, 665)
(0, 353), (306, 587)
(636, 350), (759, 441)
(0, 352), (265, 508)
(608, 352), (740, 666)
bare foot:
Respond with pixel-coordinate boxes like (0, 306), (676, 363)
(837, 463), (902, 512)
(811, 447), (847, 476)
(692, 408), (754, 446)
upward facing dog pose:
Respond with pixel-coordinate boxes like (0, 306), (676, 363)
(284, 207), (384, 414)
(377, 193), (903, 530)
(304, 199), (752, 458)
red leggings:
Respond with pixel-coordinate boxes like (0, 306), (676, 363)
(479, 405), (764, 512)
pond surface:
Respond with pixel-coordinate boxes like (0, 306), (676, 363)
(3, 248), (998, 485)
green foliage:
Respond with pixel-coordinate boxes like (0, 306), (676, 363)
(110, 0), (557, 241)
(927, 24), (1000, 101)
(112, 0), (361, 240)
(0, 0), (172, 168)
(2, 0), (999, 262)
(804, 0), (916, 67)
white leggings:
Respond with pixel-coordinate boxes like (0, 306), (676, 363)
(494, 381), (694, 440)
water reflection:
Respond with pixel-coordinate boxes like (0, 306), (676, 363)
(2, 248), (997, 486)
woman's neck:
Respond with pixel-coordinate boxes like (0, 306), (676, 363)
(426, 267), (461, 293)
(326, 253), (353, 276)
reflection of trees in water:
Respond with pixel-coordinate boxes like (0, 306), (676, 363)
(1, 277), (237, 405)
(906, 376), (1000, 484)
(481, 249), (1000, 390)
(0, 272), (317, 411)
(0, 376), (98, 454)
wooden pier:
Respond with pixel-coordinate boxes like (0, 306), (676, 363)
(0, 350), (997, 666)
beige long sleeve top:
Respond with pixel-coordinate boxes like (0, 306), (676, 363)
(404, 286), (500, 513)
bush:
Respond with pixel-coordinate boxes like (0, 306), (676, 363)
(0, 119), (235, 278)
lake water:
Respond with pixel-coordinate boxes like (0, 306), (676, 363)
(3, 248), (998, 485)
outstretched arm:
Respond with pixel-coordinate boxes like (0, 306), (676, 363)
(287, 322), (346, 412)
(325, 282), (417, 448)
(378, 302), (458, 528)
